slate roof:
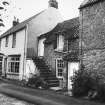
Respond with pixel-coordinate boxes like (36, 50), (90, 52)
(44, 17), (79, 44)
(79, 0), (104, 9)
(0, 10), (45, 39)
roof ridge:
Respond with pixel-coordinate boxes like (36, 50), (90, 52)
(0, 9), (46, 38)
(79, 0), (104, 9)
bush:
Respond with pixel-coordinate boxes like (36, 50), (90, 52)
(71, 66), (98, 97)
(96, 83), (105, 101)
(71, 65), (105, 101)
(27, 75), (49, 89)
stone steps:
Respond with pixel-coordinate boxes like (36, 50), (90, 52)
(32, 57), (59, 87)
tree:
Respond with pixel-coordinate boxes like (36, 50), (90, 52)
(0, 0), (10, 26)
(0, 0), (10, 33)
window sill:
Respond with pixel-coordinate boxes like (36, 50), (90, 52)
(7, 72), (19, 75)
(54, 49), (64, 53)
(57, 76), (63, 79)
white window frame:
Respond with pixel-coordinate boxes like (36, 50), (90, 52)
(57, 34), (64, 51)
(56, 58), (64, 78)
(7, 56), (20, 74)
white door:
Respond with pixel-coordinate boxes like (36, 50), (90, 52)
(68, 62), (79, 90)
(38, 38), (46, 57)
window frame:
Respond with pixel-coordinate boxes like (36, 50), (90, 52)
(12, 33), (16, 48)
(56, 58), (64, 78)
(56, 34), (64, 51)
(0, 39), (1, 50)
(5, 36), (9, 47)
(7, 56), (20, 74)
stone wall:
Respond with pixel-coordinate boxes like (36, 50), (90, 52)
(44, 36), (79, 88)
(44, 43), (64, 73)
(80, 1), (105, 79)
(44, 39), (66, 88)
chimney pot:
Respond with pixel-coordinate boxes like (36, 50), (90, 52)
(13, 17), (19, 26)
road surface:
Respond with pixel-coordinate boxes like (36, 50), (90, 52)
(0, 93), (34, 105)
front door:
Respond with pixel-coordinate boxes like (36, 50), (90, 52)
(68, 62), (79, 90)
(38, 38), (46, 57)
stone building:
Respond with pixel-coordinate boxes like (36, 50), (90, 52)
(43, 17), (79, 90)
(79, 0), (105, 79)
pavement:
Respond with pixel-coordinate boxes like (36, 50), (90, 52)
(0, 79), (104, 105)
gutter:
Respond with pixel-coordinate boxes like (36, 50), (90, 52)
(0, 26), (26, 39)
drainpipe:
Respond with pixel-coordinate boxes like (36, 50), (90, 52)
(22, 25), (28, 80)
(80, 9), (83, 69)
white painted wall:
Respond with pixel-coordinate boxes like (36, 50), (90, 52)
(0, 28), (26, 80)
(68, 62), (79, 90)
(28, 7), (63, 36)
(25, 59), (39, 81)
(27, 7), (63, 57)
(38, 38), (46, 57)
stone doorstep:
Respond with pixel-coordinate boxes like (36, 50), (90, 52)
(50, 87), (73, 97)
(64, 91), (72, 96)
(50, 87), (62, 91)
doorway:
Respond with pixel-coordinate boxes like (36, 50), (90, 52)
(68, 62), (79, 90)
(38, 38), (46, 57)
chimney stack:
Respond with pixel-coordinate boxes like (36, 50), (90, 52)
(48, 0), (58, 9)
(13, 16), (19, 26)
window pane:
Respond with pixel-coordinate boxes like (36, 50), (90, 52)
(12, 33), (16, 48)
(15, 62), (19, 73)
(57, 35), (64, 50)
(11, 62), (14, 72)
(5, 36), (9, 47)
(57, 59), (64, 77)
(8, 62), (11, 72)
(8, 56), (20, 73)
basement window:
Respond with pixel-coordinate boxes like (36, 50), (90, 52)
(8, 56), (20, 73)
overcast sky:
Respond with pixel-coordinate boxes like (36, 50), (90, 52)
(14, 0), (84, 20)
(1, 0), (84, 33)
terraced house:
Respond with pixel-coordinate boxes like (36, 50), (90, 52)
(0, 0), (80, 90)
(0, 0), (63, 87)
(40, 17), (79, 90)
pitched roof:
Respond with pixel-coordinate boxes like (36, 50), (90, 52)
(79, 0), (104, 9)
(44, 17), (79, 44)
(0, 10), (45, 38)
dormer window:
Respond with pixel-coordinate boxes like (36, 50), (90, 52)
(57, 34), (64, 51)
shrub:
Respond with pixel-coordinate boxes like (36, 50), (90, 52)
(71, 66), (98, 97)
(27, 75), (49, 89)
(96, 82), (105, 101)
(71, 65), (105, 101)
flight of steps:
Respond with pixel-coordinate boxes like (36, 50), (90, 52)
(32, 57), (59, 87)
